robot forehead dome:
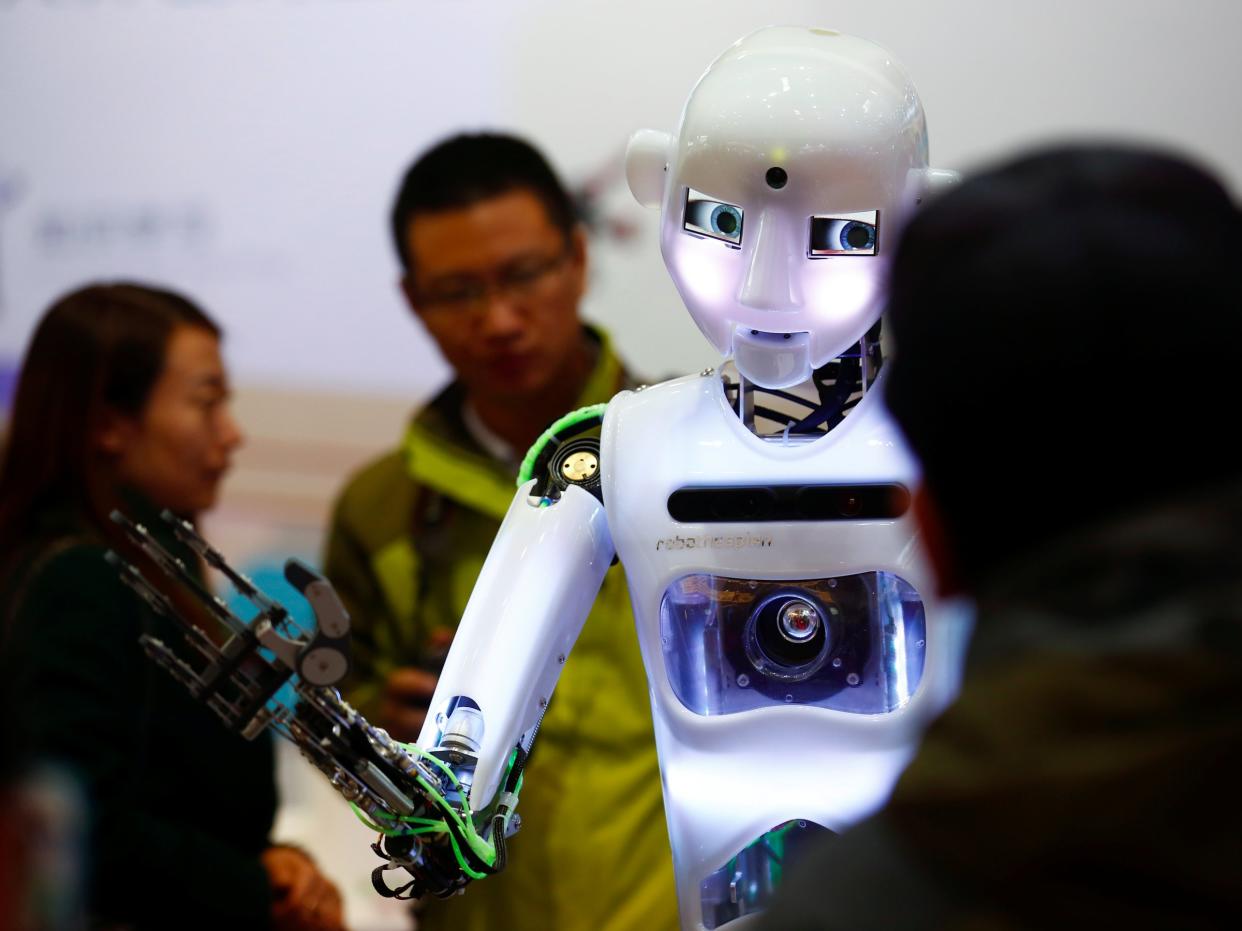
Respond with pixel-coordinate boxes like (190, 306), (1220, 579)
(707, 25), (910, 82)
(687, 27), (921, 121)
(675, 140), (911, 216)
(672, 27), (927, 208)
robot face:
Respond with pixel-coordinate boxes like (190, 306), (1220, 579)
(629, 28), (941, 388)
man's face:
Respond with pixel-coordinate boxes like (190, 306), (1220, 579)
(401, 188), (587, 405)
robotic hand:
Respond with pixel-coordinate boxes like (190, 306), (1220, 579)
(106, 510), (521, 901)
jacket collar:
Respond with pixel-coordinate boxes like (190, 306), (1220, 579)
(402, 326), (627, 521)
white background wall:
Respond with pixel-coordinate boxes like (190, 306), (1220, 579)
(2, 0), (1241, 402)
(3, 4), (1240, 927)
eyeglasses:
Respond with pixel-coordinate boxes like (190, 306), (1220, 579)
(414, 249), (573, 316)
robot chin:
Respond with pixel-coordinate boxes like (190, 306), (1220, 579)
(731, 327), (812, 389)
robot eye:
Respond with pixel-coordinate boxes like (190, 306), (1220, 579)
(808, 211), (879, 256)
(684, 189), (744, 247)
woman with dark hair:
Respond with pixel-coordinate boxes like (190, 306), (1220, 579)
(0, 283), (346, 930)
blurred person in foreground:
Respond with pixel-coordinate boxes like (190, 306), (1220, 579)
(0, 283), (346, 930)
(323, 133), (677, 930)
(758, 146), (1242, 929)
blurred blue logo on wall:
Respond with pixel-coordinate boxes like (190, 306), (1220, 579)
(34, 203), (212, 254)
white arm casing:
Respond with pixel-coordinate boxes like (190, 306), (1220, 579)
(415, 479), (615, 811)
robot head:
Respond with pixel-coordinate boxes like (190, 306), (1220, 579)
(627, 27), (957, 388)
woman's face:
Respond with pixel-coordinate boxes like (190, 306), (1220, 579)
(104, 325), (243, 516)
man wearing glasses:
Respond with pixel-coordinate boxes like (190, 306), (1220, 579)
(323, 133), (676, 931)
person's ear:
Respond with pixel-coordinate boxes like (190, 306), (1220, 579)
(912, 483), (965, 598)
(93, 408), (136, 457)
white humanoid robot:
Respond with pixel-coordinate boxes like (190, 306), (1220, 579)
(116, 27), (969, 931)
(414, 26), (968, 928)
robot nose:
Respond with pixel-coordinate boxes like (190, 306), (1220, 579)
(737, 208), (803, 312)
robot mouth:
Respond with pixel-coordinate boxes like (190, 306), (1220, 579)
(731, 327), (813, 389)
(736, 327), (808, 344)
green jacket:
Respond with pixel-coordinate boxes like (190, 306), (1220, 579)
(2, 503), (276, 930)
(324, 331), (678, 930)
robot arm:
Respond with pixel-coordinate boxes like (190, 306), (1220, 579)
(105, 416), (614, 901)
(417, 402), (617, 808)
(416, 478), (614, 817)
(108, 513), (479, 897)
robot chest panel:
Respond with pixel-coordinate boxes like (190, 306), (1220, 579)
(601, 376), (935, 720)
(602, 375), (921, 583)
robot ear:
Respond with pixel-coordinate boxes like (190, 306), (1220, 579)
(906, 167), (961, 206)
(626, 129), (672, 209)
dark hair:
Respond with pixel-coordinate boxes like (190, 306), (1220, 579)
(390, 132), (578, 271)
(883, 144), (1242, 587)
(0, 283), (220, 571)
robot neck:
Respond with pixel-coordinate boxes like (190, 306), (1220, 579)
(728, 320), (884, 440)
